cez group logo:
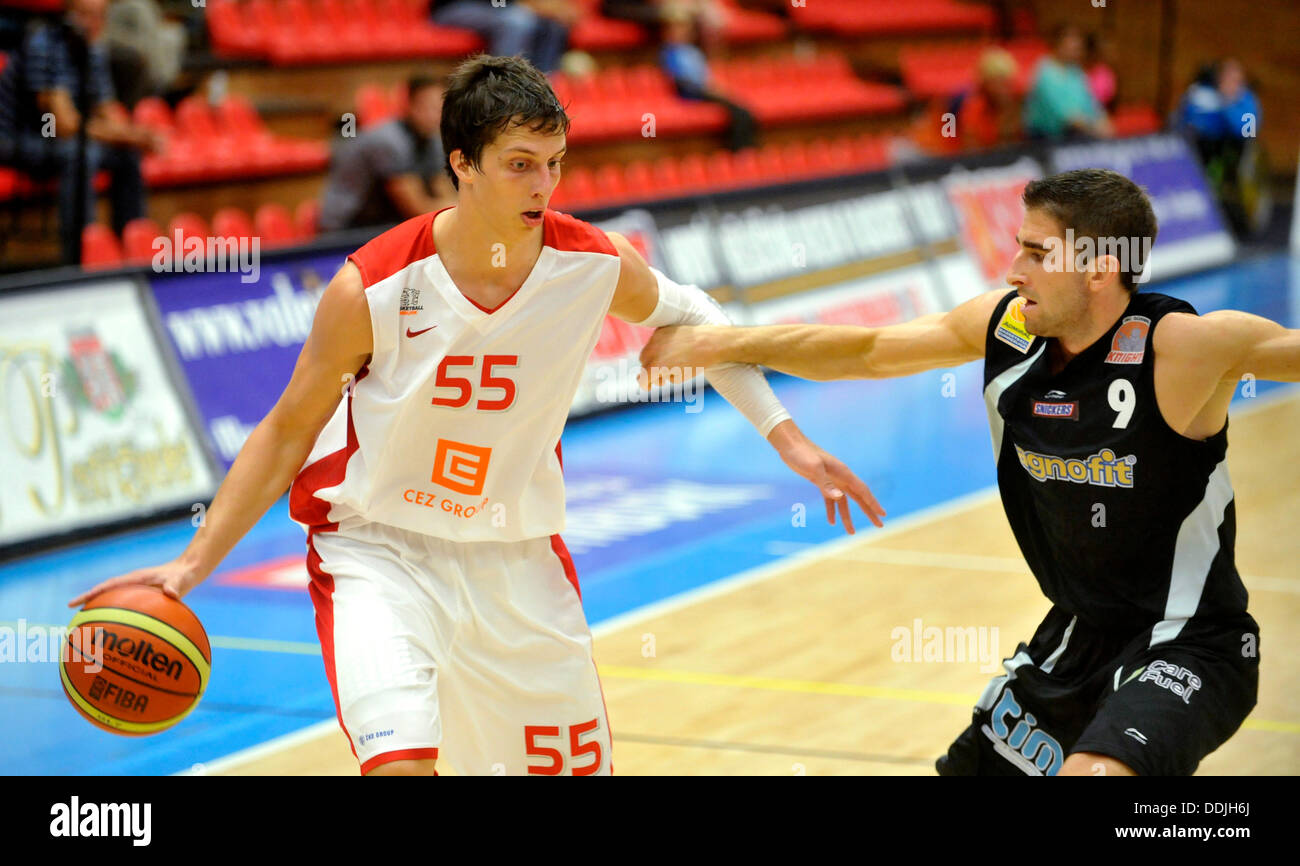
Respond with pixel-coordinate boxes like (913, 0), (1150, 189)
(432, 438), (492, 496)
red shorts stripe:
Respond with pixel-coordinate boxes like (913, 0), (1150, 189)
(305, 531), (357, 764)
(550, 533), (580, 600)
(360, 748), (441, 776)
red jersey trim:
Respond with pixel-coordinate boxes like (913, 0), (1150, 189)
(544, 209), (617, 256)
(289, 365), (369, 531)
(347, 208), (446, 287)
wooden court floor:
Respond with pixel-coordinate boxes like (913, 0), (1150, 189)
(217, 393), (1300, 776)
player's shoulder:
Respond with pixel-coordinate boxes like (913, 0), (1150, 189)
(1146, 292), (1206, 352)
(544, 209), (618, 257)
(348, 211), (439, 288)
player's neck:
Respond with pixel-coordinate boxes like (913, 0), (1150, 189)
(1053, 294), (1132, 367)
(435, 204), (543, 290)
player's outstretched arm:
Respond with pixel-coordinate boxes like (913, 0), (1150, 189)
(69, 263), (374, 606)
(606, 231), (885, 532)
(638, 289), (1005, 382)
(1201, 310), (1300, 383)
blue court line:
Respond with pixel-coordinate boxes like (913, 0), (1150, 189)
(1, 253), (1296, 775)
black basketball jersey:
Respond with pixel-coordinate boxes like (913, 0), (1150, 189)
(982, 290), (1249, 637)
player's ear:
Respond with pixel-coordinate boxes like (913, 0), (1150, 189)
(449, 149), (473, 187)
(1091, 254), (1121, 294)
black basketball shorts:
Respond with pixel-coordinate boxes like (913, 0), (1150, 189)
(935, 606), (1259, 776)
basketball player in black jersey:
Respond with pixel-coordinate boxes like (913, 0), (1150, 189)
(638, 169), (1300, 775)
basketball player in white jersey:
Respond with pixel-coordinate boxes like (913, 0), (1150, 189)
(70, 55), (884, 776)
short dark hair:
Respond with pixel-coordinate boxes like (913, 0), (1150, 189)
(407, 75), (442, 102)
(1021, 169), (1159, 293)
(440, 54), (569, 190)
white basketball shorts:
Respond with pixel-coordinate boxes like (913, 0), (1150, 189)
(305, 520), (611, 775)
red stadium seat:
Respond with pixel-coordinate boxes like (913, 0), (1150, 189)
(756, 146), (788, 182)
(704, 150), (738, 190)
(557, 166), (597, 209)
(1111, 103), (1162, 137)
(592, 164), (628, 205)
(676, 153), (710, 193)
(729, 148), (763, 185)
(212, 207), (254, 242)
(168, 212), (211, 248)
(567, 0), (649, 52)
(121, 217), (161, 264)
(852, 135), (891, 171)
(651, 156), (684, 195)
(295, 199), (321, 240)
(81, 224), (123, 270)
(356, 83), (398, 129)
(622, 160), (655, 200)
(133, 97), (174, 133)
(255, 203), (296, 247)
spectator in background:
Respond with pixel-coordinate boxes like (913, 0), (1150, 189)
(431, 0), (577, 74)
(602, 0), (725, 52)
(1174, 59), (1263, 237)
(1023, 24), (1112, 140)
(1085, 32), (1117, 112)
(103, 0), (184, 108)
(319, 75), (457, 233)
(0, 0), (160, 264)
(604, 0), (754, 150)
(1175, 59), (1260, 153)
(955, 47), (1022, 151)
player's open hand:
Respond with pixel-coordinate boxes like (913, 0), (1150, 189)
(768, 421), (885, 534)
(68, 559), (200, 608)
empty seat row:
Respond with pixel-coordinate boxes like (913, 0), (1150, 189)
(206, 0), (482, 65)
(549, 136), (892, 211)
(133, 95), (328, 186)
(80, 201), (321, 270)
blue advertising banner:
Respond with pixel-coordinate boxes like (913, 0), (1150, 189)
(1050, 133), (1236, 280)
(149, 250), (347, 468)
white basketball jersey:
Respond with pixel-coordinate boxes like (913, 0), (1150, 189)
(290, 208), (621, 542)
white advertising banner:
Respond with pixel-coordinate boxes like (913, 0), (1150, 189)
(0, 279), (217, 547)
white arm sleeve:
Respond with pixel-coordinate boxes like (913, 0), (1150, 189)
(632, 267), (793, 438)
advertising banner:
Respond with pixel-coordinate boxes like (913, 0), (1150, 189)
(1051, 133), (1236, 280)
(0, 279), (217, 548)
(150, 251), (343, 468)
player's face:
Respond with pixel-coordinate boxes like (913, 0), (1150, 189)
(464, 122), (566, 232)
(1006, 208), (1089, 337)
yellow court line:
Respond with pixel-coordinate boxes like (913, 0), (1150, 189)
(601, 664), (991, 706)
(597, 664), (1300, 735)
(15, 619), (1300, 733)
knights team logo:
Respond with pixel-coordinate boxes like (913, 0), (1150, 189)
(1105, 315), (1150, 364)
(399, 286), (424, 316)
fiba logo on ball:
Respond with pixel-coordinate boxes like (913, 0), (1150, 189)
(61, 586), (212, 736)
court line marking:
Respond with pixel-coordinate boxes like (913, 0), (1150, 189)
(179, 386), (1300, 773)
(758, 545), (1300, 594)
(613, 732), (936, 766)
(598, 664), (976, 705)
(177, 719), (340, 776)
